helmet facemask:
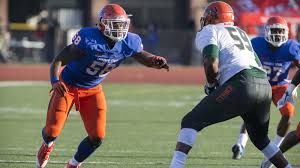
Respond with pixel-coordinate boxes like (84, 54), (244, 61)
(200, 16), (208, 31)
(265, 24), (288, 47)
(100, 17), (130, 42)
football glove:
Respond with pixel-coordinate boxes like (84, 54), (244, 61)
(204, 82), (218, 95)
(292, 85), (298, 99)
(52, 81), (69, 96)
(277, 84), (297, 108)
(152, 56), (169, 71)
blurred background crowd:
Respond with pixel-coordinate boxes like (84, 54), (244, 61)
(0, 0), (300, 65)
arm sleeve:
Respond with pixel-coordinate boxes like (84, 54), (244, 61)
(72, 29), (87, 51)
(289, 40), (300, 61)
(203, 44), (219, 58)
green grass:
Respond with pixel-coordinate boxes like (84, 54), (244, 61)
(0, 82), (299, 168)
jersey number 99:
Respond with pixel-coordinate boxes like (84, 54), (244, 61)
(225, 27), (253, 52)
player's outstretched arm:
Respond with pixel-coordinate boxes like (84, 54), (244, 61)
(132, 50), (169, 71)
(50, 44), (85, 96)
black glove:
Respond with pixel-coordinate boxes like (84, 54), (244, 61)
(204, 82), (218, 95)
(152, 56), (169, 71)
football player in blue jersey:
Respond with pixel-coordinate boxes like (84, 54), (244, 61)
(35, 4), (169, 168)
(261, 46), (300, 168)
(232, 16), (300, 162)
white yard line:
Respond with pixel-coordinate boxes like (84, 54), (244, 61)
(0, 160), (158, 165)
(0, 99), (197, 115)
(0, 147), (163, 154)
(1, 147), (299, 156)
(0, 81), (48, 87)
(0, 81), (202, 108)
(0, 160), (299, 167)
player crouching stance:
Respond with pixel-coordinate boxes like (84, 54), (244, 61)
(36, 4), (169, 168)
(169, 1), (292, 168)
(261, 64), (300, 168)
(232, 16), (300, 160)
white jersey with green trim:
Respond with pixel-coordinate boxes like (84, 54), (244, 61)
(195, 23), (265, 85)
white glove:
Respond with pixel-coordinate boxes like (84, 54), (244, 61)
(292, 85), (298, 98)
(277, 84), (297, 108)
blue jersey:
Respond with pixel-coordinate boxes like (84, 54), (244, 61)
(61, 28), (143, 88)
(251, 37), (300, 86)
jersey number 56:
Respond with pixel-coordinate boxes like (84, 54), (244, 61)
(86, 61), (116, 76)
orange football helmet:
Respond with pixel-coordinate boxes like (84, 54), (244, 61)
(200, 1), (234, 30)
(97, 4), (130, 41)
(265, 16), (288, 47)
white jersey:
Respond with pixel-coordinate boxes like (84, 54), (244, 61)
(195, 23), (265, 85)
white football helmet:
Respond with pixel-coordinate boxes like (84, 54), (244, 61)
(97, 4), (131, 42)
(265, 16), (288, 47)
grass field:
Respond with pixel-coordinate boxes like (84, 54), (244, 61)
(0, 81), (299, 168)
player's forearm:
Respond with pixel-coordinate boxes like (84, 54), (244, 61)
(49, 50), (66, 83)
(205, 67), (218, 84)
(50, 60), (63, 83)
(138, 55), (168, 70)
(204, 57), (219, 84)
(133, 51), (156, 67)
(291, 69), (300, 86)
(140, 56), (154, 67)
